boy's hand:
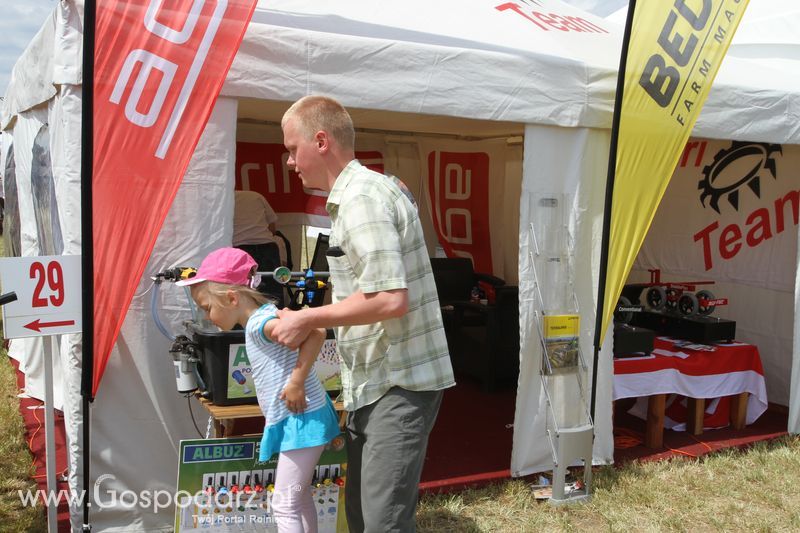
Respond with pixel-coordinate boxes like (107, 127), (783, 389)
(280, 381), (307, 413)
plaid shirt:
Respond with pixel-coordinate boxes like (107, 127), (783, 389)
(326, 160), (455, 411)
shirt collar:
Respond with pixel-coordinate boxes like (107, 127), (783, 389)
(326, 159), (362, 210)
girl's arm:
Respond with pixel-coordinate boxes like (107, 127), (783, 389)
(263, 319), (325, 413)
(280, 327), (326, 412)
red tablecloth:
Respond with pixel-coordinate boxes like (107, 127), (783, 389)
(614, 337), (768, 430)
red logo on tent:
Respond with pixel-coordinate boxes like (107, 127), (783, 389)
(427, 151), (493, 273)
(236, 142), (385, 224)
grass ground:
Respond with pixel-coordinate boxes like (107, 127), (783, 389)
(417, 435), (800, 531)
(0, 342), (47, 531)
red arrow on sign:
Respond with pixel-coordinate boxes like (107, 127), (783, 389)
(24, 319), (76, 333)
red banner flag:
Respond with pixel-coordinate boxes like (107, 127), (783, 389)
(427, 151), (493, 273)
(92, 0), (257, 395)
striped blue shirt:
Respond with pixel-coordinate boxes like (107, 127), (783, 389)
(245, 304), (328, 427)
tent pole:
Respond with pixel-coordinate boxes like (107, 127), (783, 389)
(591, 0), (637, 422)
(80, 1), (96, 530)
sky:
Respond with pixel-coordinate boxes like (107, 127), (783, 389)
(0, 0), (56, 96)
(0, 0), (626, 98)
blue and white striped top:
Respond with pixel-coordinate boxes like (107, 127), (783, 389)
(245, 304), (329, 429)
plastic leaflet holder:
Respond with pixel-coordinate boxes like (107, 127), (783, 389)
(527, 193), (592, 505)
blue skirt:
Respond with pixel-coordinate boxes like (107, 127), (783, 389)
(259, 396), (341, 462)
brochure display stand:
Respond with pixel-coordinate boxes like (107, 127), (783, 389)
(528, 194), (592, 504)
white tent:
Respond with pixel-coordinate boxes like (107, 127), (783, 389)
(607, 1), (800, 144)
(604, 0), (800, 429)
(2, 1), (799, 530)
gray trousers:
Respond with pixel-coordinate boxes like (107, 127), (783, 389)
(344, 387), (444, 533)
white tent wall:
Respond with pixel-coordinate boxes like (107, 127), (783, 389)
(2, 4), (84, 523)
(8, 105), (65, 410)
(86, 97), (238, 531)
(1, 14), (57, 131)
(512, 124), (614, 476)
(45, 82), (85, 532)
(631, 139), (799, 407)
(1, 130), (9, 200)
(793, 248), (800, 433)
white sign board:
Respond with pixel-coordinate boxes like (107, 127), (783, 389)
(0, 255), (82, 339)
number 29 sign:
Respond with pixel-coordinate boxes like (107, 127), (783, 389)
(0, 255), (82, 339)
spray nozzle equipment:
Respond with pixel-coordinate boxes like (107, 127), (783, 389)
(151, 266), (197, 283)
(150, 262), (333, 398)
(170, 335), (201, 394)
(264, 266), (330, 309)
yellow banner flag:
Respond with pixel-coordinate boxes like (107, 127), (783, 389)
(601, 0), (749, 340)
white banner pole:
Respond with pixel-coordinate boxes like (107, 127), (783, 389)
(43, 335), (58, 533)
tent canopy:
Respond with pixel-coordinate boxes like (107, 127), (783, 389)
(607, 0), (800, 144)
(5, 0), (798, 144)
(223, 0), (621, 133)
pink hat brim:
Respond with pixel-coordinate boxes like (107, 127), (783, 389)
(175, 276), (206, 287)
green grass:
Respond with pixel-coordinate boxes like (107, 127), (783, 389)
(417, 435), (800, 532)
(0, 342), (47, 531)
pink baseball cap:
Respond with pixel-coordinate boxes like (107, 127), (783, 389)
(176, 248), (259, 288)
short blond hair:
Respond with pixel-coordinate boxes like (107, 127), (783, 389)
(282, 95), (355, 151)
(190, 280), (271, 307)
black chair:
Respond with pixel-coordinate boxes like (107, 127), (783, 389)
(235, 242), (283, 305)
(429, 257), (504, 328)
(274, 230), (293, 270)
(449, 285), (520, 391)
(310, 233), (330, 272)
(428, 257), (518, 390)
(306, 234), (330, 307)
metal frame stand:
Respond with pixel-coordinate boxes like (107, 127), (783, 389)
(528, 194), (593, 505)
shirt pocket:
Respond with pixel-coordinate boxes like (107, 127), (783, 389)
(325, 254), (355, 297)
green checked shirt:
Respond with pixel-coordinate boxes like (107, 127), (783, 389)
(326, 160), (455, 411)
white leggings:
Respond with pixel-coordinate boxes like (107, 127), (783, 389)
(271, 444), (325, 533)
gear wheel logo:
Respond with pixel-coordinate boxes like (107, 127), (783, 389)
(699, 142), (782, 213)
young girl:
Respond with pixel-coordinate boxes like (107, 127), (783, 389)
(178, 247), (340, 533)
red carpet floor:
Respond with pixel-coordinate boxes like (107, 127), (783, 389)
(12, 360), (788, 529)
(420, 377), (789, 494)
(612, 397), (789, 463)
(420, 376), (517, 492)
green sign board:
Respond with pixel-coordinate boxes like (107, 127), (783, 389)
(174, 435), (348, 532)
